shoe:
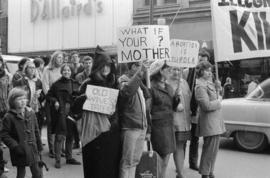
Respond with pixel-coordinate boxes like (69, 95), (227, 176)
(202, 175), (209, 178)
(49, 152), (55, 158)
(55, 161), (61, 169)
(190, 164), (199, 171)
(66, 158), (81, 165)
(209, 173), (215, 178)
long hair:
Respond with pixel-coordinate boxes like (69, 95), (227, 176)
(48, 50), (63, 70)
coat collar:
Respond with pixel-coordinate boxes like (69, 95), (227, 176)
(151, 81), (173, 97)
(9, 107), (32, 120)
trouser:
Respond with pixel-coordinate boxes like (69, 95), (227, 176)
(54, 134), (73, 162)
(36, 107), (45, 135)
(45, 102), (55, 154)
(72, 122), (80, 146)
(199, 135), (220, 176)
(189, 123), (199, 166)
(16, 163), (43, 178)
(119, 129), (147, 178)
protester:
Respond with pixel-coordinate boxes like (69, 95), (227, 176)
(46, 63), (81, 168)
(167, 67), (191, 178)
(195, 61), (226, 178)
(1, 87), (43, 178)
(75, 56), (93, 85)
(33, 57), (45, 80)
(70, 51), (84, 79)
(0, 56), (11, 178)
(149, 60), (177, 178)
(118, 61), (150, 178)
(12, 58), (30, 86)
(186, 49), (211, 171)
(42, 51), (63, 158)
(73, 46), (121, 178)
(223, 77), (234, 99)
(33, 58), (46, 134)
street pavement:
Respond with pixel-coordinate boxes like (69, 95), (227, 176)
(2, 129), (270, 178)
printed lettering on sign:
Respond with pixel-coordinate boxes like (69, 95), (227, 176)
(117, 25), (171, 63)
(211, 0), (270, 62)
(83, 85), (119, 115)
(168, 39), (199, 68)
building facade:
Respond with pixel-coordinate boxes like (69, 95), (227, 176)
(133, 0), (270, 97)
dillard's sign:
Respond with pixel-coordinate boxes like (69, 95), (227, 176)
(31, 0), (104, 23)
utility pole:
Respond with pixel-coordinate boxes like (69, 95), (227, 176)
(149, 0), (154, 25)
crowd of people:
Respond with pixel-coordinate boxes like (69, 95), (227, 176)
(0, 46), (225, 178)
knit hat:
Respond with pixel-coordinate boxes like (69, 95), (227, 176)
(149, 60), (166, 76)
(91, 45), (113, 74)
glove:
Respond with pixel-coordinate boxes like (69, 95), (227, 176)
(13, 146), (24, 156)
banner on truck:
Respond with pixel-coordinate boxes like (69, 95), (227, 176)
(167, 39), (200, 68)
(117, 25), (171, 63)
(211, 0), (270, 62)
(83, 85), (119, 115)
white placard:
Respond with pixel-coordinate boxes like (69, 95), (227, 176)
(117, 25), (171, 63)
(83, 85), (119, 115)
(211, 0), (270, 62)
(167, 39), (200, 68)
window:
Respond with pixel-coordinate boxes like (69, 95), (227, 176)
(145, 0), (157, 6)
(165, 0), (177, 4)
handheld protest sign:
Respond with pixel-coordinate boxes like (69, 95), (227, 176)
(117, 25), (171, 63)
(83, 85), (119, 115)
(168, 39), (199, 68)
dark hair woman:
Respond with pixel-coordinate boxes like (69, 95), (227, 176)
(46, 63), (81, 168)
(73, 46), (121, 178)
(149, 60), (177, 178)
(195, 61), (226, 178)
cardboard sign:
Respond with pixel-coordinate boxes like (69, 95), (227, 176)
(168, 39), (200, 68)
(117, 25), (171, 63)
(211, 1), (270, 62)
(83, 85), (119, 115)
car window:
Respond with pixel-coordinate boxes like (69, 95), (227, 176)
(246, 79), (270, 100)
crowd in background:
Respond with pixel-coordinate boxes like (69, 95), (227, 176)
(0, 46), (226, 178)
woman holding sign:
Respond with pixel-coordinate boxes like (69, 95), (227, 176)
(195, 61), (225, 178)
(73, 46), (121, 178)
(149, 60), (178, 178)
(46, 63), (81, 168)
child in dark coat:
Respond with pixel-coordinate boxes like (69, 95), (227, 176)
(0, 87), (43, 178)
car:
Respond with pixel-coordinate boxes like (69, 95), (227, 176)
(2, 55), (33, 74)
(221, 78), (270, 152)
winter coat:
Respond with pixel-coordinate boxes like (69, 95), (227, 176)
(150, 82), (177, 157)
(195, 79), (226, 137)
(167, 78), (191, 132)
(1, 108), (42, 166)
(46, 77), (80, 135)
(118, 74), (150, 131)
(0, 74), (11, 115)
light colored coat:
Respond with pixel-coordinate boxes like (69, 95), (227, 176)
(167, 78), (191, 132)
(195, 79), (226, 137)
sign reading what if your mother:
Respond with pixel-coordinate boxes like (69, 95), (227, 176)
(83, 85), (119, 115)
(117, 25), (171, 63)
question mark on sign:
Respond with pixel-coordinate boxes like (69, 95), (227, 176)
(158, 36), (163, 47)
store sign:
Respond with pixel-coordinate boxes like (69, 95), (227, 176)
(168, 39), (199, 68)
(211, 0), (270, 62)
(117, 25), (171, 63)
(31, 0), (103, 23)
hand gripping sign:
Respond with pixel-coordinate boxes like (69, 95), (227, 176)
(83, 85), (119, 115)
(117, 25), (171, 63)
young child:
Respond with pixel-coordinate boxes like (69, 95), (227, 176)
(0, 87), (43, 178)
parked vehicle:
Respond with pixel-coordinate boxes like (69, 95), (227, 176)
(2, 55), (33, 74)
(222, 78), (270, 152)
